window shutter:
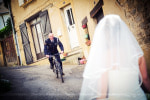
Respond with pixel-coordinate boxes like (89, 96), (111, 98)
(19, 23), (33, 64)
(39, 10), (52, 41)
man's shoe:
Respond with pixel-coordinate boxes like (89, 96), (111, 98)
(62, 72), (65, 76)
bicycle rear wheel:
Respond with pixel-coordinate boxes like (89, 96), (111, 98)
(58, 66), (64, 83)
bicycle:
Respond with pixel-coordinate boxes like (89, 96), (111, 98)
(49, 53), (64, 83)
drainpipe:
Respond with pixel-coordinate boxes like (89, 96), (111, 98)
(7, 0), (22, 66)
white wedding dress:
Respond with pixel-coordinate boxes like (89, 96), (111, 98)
(108, 69), (147, 100)
(79, 15), (147, 100)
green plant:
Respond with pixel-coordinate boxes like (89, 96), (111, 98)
(0, 74), (11, 93)
(146, 93), (150, 100)
(0, 79), (11, 93)
(0, 17), (12, 38)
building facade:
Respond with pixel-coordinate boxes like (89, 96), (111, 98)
(10, 0), (150, 75)
(0, 0), (18, 67)
(11, 0), (101, 66)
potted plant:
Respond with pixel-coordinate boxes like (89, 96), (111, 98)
(84, 34), (89, 39)
(85, 40), (91, 46)
(63, 52), (68, 57)
(82, 24), (87, 29)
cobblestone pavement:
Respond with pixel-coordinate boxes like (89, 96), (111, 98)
(0, 65), (85, 100)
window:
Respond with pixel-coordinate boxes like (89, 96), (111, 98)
(18, 0), (24, 6)
(90, 0), (104, 23)
(66, 8), (75, 25)
(0, 16), (5, 29)
(3, 14), (10, 25)
(18, 0), (33, 7)
(0, 14), (10, 29)
(94, 7), (104, 23)
(30, 17), (45, 59)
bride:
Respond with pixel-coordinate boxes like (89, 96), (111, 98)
(79, 15), (150, 100)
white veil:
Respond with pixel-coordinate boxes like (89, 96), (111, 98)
(79, 15), (143, 100)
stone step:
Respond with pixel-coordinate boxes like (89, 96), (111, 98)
(62, 47), (84, 65)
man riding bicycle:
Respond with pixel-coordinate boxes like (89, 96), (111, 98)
(44, 33), (65, 75)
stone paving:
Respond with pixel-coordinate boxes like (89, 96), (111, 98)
(0, 65), (85, 100)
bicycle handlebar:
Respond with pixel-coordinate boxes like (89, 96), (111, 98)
(49, 53), (61, 58)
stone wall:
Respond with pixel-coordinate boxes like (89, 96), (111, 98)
(116, 0), (150, 75)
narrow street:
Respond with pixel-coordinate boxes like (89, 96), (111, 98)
(0, 65), (84, 100)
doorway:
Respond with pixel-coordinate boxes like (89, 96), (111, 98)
(30, 17), (45, 60)
(63, 5), (79, 49)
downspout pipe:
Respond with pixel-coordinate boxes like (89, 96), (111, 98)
(7, 0), (22, 66)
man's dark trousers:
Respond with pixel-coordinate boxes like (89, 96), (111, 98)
(49, 54), (63, 71)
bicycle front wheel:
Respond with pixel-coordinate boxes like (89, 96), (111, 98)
(54, 63), (59, 78)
